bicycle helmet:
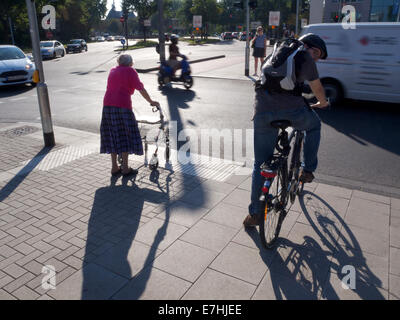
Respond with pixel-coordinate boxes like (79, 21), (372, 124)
(170, 34), (179, 44)
(299, 33), (328, 59)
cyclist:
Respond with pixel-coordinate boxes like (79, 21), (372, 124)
(244, 33), (330, 227)
(167, 34), (184, 77)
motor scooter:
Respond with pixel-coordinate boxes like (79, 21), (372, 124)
(157, 55), (193, 90)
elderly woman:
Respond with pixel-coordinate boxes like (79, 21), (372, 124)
(100, 54), (160, 176)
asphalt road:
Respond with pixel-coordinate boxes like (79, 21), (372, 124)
(1, 40), (400, 197)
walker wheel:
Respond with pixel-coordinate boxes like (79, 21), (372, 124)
(149, 160), (159, 171)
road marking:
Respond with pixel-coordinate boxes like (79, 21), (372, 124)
(53, 89), (67, 93)
(10, 97), (27, 102)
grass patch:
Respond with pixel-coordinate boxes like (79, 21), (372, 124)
(115, 40), (158, 51)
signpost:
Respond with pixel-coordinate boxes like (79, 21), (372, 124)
(193, 15), (202, 28)
(245, 0), (250, 76)
(158, 0), (165, 63)
(251, 21), (261, 29)
(269, 11), (280, 26)
(26, 0), (55, 147)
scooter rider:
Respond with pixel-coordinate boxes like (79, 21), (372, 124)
(168, 34), (185, 77)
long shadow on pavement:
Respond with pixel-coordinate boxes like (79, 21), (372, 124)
(81, 173), (168, 299)
(81, 85), (209, 299)
(247, 190), (386, 300)
(0, 146), (54, 203)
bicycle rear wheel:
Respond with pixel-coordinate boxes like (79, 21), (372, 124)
(259, 167), (287, 249)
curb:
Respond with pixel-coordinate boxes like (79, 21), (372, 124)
(136, 55), (226, 73)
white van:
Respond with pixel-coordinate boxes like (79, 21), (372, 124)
(301, 23), (400, 104)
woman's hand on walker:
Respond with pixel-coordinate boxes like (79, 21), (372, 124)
(150, 101), (160, 108)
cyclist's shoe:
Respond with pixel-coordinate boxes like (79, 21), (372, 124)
(243, 214), (260, 227)
(299, 169), (315, 183)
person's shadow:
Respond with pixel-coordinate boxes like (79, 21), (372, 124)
(81, 171), (171, 299)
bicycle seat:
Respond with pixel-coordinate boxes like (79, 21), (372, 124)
(270, 120), (292, 130)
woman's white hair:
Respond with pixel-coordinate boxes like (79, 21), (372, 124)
(117, 54), (133, 66)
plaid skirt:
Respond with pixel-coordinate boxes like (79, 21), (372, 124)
(100, 106), (143, 155)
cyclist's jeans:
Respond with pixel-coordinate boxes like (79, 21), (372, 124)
(249, 106), (321, 216)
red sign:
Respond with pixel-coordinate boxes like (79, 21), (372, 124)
(46, 31), (53, 39)
(120, 17), (124, 23)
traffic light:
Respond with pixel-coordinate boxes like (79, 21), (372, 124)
(249, 1), (257, 9)
(233, 1), (243, 9)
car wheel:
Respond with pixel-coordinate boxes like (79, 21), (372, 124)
(85, 46), (88, 52)
(321, 79), (344, 106)
(61, 50), (65, 57)
(79, 48), (82, 53)
(53, 52), (56, 59)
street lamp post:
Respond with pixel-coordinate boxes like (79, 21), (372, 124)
(8, 17), (15, 45)
(295, 0), (300, 36)
(26, 0), (55, 147)
(158, 0), (165, 62)
(245, 0), (250, 76)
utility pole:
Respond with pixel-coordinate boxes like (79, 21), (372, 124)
(245, 0), (250, 76)
(295, 0), (300, 36)
(26, 0), (55, 147)
(8, 17), (15, 45)
(158, 0), (165, 62)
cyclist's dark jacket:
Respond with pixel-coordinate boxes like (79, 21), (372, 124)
(254, 51), (319, 115)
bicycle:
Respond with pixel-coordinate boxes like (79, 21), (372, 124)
(258, 120), (305, 249)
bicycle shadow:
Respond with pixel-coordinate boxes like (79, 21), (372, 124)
(250, 190), (386, 300)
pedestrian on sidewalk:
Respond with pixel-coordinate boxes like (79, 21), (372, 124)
(251, 26), (267, 76)
(100, 54), (160, 176)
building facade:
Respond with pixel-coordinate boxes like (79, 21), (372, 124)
(311, 0), (399, 23)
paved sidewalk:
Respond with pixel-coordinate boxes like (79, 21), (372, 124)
(0, 122), (399, 300)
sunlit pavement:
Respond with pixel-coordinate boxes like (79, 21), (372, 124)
(0, 122), (399, 300)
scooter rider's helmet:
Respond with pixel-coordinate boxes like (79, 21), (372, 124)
(170, 34), (179, 45)
(299, 33), (328, 60)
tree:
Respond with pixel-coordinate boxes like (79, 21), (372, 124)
(0, 0), (107, 48)
(190, 0), (221, 39)
(123, 0), (157, 41)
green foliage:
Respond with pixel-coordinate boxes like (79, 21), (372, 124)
(0, 0), (107, 47)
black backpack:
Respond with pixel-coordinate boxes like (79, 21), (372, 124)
(256, 38), (305, 96)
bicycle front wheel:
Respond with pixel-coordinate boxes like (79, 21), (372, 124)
(259, 168), (287, 249)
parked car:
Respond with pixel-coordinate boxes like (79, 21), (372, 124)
(232, 32), (239, 39)
(222, 32), (233, 40)
(40, 40), (65, 59)
(301, 22), (400, 104)
(96, 36), (105, 42)
(66, 39), (88, 54)
(106, 35), (114, 41)
(239, 32), (251, 41)
(0, 45), (36, 87)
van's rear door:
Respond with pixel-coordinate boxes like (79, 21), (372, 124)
(350, 24), (400, 103)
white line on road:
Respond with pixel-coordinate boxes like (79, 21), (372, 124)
(53, 89), (67, 93)
(10, 97), (27, 102)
